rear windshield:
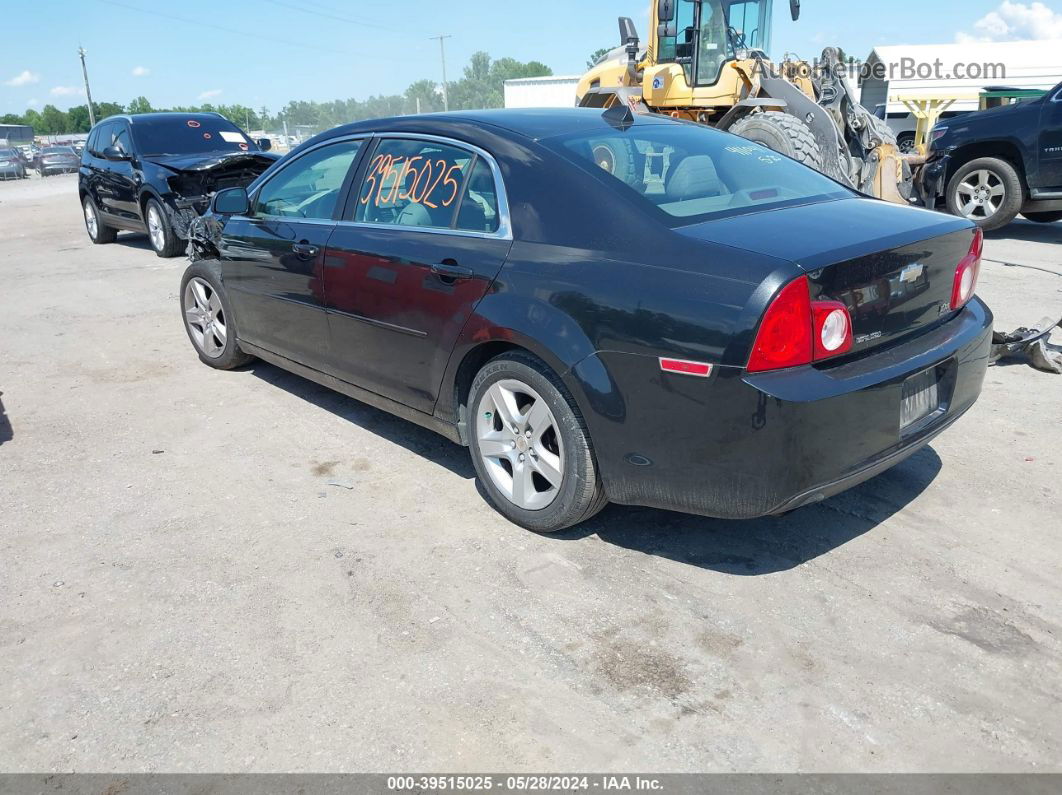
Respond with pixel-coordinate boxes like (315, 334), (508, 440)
(542, 121), (852, 226)
(132, 117), (254, 156)
(43, 146), (74, 154)
(0, 149), (17, 157)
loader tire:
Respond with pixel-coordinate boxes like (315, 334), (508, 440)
(588, 138), (637, 184)
(728, 111), (825, 172)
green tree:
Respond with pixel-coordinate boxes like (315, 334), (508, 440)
(66, 105), (92, 132)
(587, 47), (611, 68)
(404, 79), (444, 114)
(38, 104), (67, 135)
(127, 96), (154, 114)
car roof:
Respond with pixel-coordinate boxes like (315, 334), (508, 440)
(96, 112), (228, 126)
(321, 107), (677, 143)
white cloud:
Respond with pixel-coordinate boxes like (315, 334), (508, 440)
(50, 85), (85, 96)
(957, 1), (1062, 42)
(198, 88), (222, 100)
(5, 70), (40, 87)
(131, 65), (150, 77)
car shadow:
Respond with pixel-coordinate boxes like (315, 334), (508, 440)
(247, 361), (476, 479)
(549, 445), (943, 574)
(248, 360), (945, 573)
(115, 233), (155, 252)
(987, 219), (1062, 245)
(0, 391), (11, 446)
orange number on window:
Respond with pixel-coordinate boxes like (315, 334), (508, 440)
(359, 154), (385, 204)
(398, 156), (423, 200)
(440, 164), (463, 208)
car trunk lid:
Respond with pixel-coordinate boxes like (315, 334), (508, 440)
(677, 197), (978, 354)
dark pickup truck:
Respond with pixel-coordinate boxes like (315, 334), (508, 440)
(921, 80), (1062, 230)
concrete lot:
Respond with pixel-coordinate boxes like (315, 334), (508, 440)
(1, 174), (1060, 772)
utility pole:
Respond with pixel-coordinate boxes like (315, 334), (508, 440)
(429, 34), (452, 111)
(78, 46), (96, 127)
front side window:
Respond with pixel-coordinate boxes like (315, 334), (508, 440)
(111, 126), (132, 155)
(253, 140), (362, 221)
(354, 139), (481, 230)
(546, 122), (852, 226)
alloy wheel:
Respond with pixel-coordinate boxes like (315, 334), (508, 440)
(83, 199), (98, 238)
(955, 169), (1005, 221)
(147, 204), (166, 251)
(476, 379), (564, 511)
(183, 277), (227, 358)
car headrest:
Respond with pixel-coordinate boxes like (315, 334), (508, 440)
(665, 155), (722, 200)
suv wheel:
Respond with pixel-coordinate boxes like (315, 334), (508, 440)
(180, 265), (253, 369)
(145, 198), (185, 258)
(467, 352), (608, 533)
(83, 195), (117, 244)
(946, 157), (1023, 231)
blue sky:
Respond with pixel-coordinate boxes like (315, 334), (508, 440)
(1, 0), (1054, 114)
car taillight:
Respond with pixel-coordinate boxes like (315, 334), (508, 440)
(951, 227), (983, 310)
(747, 275), (854, 373)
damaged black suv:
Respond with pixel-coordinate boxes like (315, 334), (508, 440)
(79, 112), (279, 257)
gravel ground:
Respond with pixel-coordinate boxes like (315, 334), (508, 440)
(1, 174), (1060, 772)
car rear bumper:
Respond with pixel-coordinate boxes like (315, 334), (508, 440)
(574, 297), (993, 519)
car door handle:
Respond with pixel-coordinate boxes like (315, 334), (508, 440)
(431, 261), (473, 281)
(292, 242), (319, 258)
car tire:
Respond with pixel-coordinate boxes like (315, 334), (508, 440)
(180, 263), (253, 370)
(82, 195), (118, 244)
(467, 351), (608, 533)
(897, 132), (917, 154)
(728, 110), (825, 172)
(145, 197), (185, 258)
(1021, 211), (1062, 224)
(946, 157), (1023, 231)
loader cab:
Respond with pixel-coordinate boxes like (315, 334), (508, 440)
(654, 0), (775, 87)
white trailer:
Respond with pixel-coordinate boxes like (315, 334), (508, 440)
(503, 76), (581, 109)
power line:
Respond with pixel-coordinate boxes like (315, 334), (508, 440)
(261, 0), (402, 32)
(94, 0), (342, 54)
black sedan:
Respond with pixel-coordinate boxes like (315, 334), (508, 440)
(180, 108), (992, 533)
(37, 145), (79, 176)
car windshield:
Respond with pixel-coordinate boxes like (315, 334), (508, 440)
(542, 121), (852, 227)
(133, 117), (255, 156)
(0, 149), (17, 157)
(43, 147), (74, 154)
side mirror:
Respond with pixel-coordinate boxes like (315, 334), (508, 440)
(256, 137), (272, 151)
(213, 186), (249, 215)
(103, 146), (130, 161)
(790, 0), (800, 20)
(657, 0), (675, 23)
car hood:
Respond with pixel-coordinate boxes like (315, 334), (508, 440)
(142, 150), (279, 173)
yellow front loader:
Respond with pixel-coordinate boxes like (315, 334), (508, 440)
(577, 0), (915, 204)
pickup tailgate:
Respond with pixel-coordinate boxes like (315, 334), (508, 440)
(678, 197), (978, 354)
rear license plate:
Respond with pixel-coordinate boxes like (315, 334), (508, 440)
(900, 367), (941, 431)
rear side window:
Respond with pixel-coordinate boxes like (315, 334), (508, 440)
(543, 122), (852, 226)
(354, 138), (486, 231)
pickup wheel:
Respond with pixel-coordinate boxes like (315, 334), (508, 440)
(145, 197), (185, 258)
(946, 157), (1023, 231)
(468, 352), (608, 533)
(1021, 211), (1062, 224)
(82, 195), (118, 244)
